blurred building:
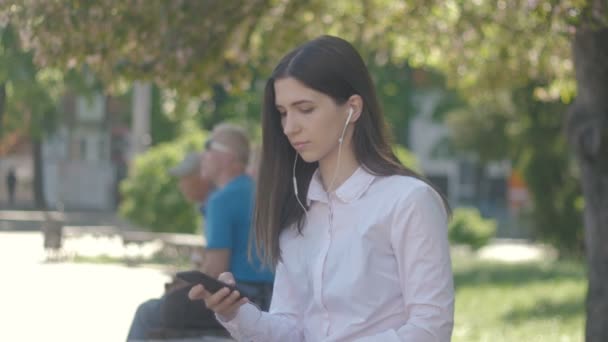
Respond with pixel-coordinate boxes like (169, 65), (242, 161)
(408, 82), (528, 238)
(42, 93), (130, 211)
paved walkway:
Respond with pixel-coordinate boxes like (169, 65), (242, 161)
(476, 238), (556, 263)
(0, 231), (171, 342)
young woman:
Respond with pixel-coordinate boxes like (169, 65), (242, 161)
(189, 35), (454, 342)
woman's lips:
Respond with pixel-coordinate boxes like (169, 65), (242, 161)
(292, 141), (309, 150)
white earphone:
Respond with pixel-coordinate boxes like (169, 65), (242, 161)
(338, 108), (354, 144)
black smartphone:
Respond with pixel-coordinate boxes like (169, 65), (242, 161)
(175, 270), (255, 299)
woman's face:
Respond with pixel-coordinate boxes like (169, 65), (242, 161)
(274, 77), (351, 164)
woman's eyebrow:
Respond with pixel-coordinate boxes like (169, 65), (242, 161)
(276, 99), (315, 108)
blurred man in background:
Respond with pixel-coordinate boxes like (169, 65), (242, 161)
(127, 123), (273, 341)
(127, 151), (215, 340)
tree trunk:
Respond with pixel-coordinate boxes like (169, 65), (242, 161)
(32, 138), (46, 209)
(567, 25), (608, 341)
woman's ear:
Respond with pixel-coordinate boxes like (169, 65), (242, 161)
(347, 95), (364, 122)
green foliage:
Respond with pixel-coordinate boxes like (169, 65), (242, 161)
(4, 0), (594, 103)
(445, 104), (511, 164)
(3, 0), (288, 96)
(149, 84), (179, 145)
(393, 143), (419, 173)
(119, 129), (207, 233)
(0, 23), (58, 138)
(369, 60), (416, 146)
(197, 79), (264, 133)
(449, 207), (497, 250)
(446, 81), (584, 256)
(511, 84), (584, 257)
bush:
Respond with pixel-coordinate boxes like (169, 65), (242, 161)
(119, 129), (207, 233)
(449, 207), (497, 250)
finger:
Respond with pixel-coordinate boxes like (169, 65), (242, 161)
(214, 290), (243, 313)
(218, 272), (235, 285)
(205, 287), (235, 309)
(188, 284), (210, 300)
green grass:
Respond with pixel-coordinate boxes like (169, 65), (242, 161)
(452, 255), (586, 342)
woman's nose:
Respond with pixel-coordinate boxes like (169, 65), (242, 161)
(282, 112), (299, 136)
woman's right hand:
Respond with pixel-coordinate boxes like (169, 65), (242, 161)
(188, 272), (249, 321)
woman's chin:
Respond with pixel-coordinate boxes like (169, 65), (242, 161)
(298, 151), (320, 164)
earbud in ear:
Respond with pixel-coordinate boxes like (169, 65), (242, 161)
(338, 108), (354, 144)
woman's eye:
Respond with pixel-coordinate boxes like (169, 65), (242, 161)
(300, 107), (314, 113)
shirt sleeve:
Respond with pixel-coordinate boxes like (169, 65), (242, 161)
(217, 260), (305, 341)
(204, 194), (234, 249)
(356, 185), (455, 342)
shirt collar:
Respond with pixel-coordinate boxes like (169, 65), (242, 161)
(307, 166), (376, 205)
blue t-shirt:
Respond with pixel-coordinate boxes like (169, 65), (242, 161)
(203, 174), (274, 283)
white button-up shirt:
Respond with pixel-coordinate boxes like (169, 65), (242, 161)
(220, 167), (454, 341)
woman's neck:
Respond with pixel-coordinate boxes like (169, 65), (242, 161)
(318, 145), (359, 193)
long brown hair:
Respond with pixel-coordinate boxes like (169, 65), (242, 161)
(254, 35), (449, 268)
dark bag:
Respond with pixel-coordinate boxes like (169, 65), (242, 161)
(157, 280), (273, 339)
(160, 284), (227, 335)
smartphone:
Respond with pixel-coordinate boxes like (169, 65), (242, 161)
(175, 270), (255, 299)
